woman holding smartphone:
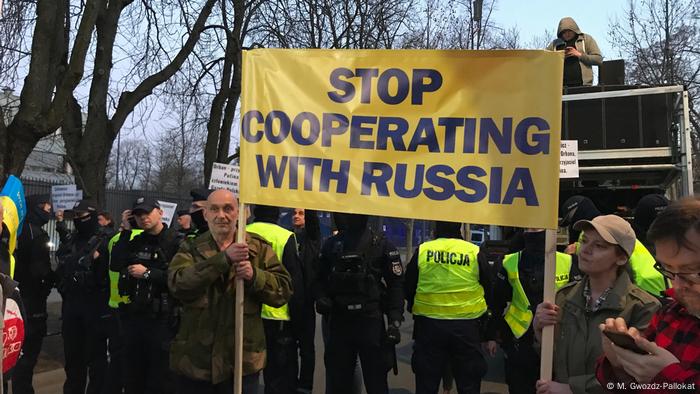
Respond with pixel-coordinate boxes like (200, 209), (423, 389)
(533, 215), (660, 394)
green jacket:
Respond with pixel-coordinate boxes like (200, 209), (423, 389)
(551, 271), (660, 394)
(168, 231), (292, 383)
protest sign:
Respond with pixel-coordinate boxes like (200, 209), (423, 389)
(157, 201), (178, 227)
(559, 140), (579, 178)
(209, 163), (240, 195)
(51, 185), (79, 211)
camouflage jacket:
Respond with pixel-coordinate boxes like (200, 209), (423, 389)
(168, 231), (292, 383)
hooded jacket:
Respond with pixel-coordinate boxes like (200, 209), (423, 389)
(15, 196), (53, 294)
(547, 17), (603, 86)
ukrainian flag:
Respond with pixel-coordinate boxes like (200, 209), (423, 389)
(1, 175), (26, 278)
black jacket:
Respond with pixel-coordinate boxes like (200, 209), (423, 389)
(15, 220), (53, 296)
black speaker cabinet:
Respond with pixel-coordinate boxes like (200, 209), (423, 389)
(562, 85), (673, 151)
(641, 94), (671, 147)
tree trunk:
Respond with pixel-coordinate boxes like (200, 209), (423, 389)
(62, 0), (216, 204)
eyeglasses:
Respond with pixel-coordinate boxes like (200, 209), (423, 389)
(654, 263), (700, 285)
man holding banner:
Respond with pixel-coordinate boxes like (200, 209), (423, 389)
(168, 190), (292, 394)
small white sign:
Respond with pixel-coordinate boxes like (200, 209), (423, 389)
(560, 140), (579, 179)
(51, 184), (78, 211)
(157, 200), (178, 227)
(209, 162), (240, 195)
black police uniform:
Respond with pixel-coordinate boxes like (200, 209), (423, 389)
(487, 231), (580, 394)
(55, 206), (112, 394)
(110, 223), (181, 394)
(293, 209), (321, 394)
(316, 214), (404, 394)
(12, 196), (55, 394)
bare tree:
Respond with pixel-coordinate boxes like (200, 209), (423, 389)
(255, 0), (415, 50)
(0, 0), (102, 184)
(0, 0), (35, 88)
(609, 0), (700, 176)
(106, 138), (152, 190)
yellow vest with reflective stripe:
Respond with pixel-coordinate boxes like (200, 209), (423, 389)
(413, 238), (486, 320)
(502, 252), (572, 338)
(246, 222), (293, 321)
(107, 230), (143, 308)
(629, 240), (666, 296)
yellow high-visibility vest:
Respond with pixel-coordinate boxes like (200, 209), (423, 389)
(413, 238), (486, 320)
(246, 222), (294, 321)
(107, 229), (143, 308)
(629, 240), (667, 296)
(502, 252), (572, 338)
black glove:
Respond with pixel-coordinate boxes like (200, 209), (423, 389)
(386, 322), (401, 344)
(316, 297), (333, 315)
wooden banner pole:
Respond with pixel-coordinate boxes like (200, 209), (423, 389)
(233, 202), (246, 394)
(540, 228), (557, 381)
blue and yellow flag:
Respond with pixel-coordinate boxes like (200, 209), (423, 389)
(1, 175), (27, 261)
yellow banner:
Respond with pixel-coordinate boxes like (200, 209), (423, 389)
(240, 49), (563, 228)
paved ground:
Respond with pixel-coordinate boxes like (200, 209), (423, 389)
(18, 290), (509, 394)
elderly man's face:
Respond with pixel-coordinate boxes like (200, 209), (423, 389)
(655, 228), (700, 316)
(205, 190), (238, 237)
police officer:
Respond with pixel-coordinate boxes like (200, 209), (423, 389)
(187, 188), (213, 237)
(316, 213), (404, 394)
(404, 221), (490, 394)
(12, 195), (55, 394)
(55, 200), (112, 394)
(560, 195), (666, 297)
(487, 228), (580, 394)
(110, 197), (182, 394)
(291, 208), (321, 394)
(247, 205), (304, 394)
(632, 194), (669, 252)
(176, 210), (192, 237)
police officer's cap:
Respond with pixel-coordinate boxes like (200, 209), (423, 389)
(132, 197), (161, 215)
(190, 188), (213, 202)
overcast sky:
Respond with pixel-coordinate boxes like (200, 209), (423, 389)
(493, 0), (629, 59)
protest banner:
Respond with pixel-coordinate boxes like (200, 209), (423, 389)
(209, 163), (240, 195)
(157, 201), (178, 227)
(239, 49), (563, 229)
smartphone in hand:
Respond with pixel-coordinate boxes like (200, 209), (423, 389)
(603, 330), (648, 355)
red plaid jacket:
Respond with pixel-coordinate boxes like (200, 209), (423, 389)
(596, 289), (700, 392)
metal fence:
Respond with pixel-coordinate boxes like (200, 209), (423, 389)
(22, 176), (192, 249)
